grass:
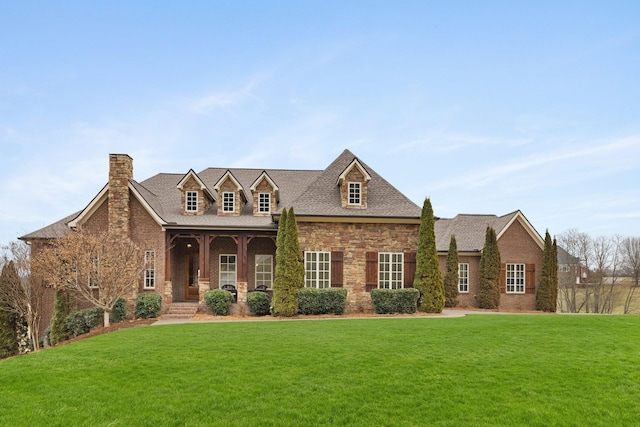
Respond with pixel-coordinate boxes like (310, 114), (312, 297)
(2, 315), (640, 426)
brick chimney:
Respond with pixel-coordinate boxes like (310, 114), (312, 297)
(108, 154), (133, 238)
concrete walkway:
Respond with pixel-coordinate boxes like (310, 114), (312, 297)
(151, 308), (530, 326)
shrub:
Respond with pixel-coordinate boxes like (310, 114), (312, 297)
(247, 291), (271, 316)
(204, 289), (234, 316)
(110, 298), (127, 323)
(135, 293), (163, 319)
(371, 288), (420, 314)
(49, 289), (75, 346)
(297, 288), (347, 315)
(66, 307), (103, 338)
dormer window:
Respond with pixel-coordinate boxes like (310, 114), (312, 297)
(337, 158), (371, 209)
(223, 192), (235, 213)
(186, 191), (198, 212)
(258, 193), (271, 213)
(348, 182), (361, 205)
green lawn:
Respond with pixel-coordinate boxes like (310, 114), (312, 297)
(2, 315), (640, 426)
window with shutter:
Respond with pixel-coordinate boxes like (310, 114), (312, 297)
(365, 252), (378, 292)
(404, 252), (416, 288)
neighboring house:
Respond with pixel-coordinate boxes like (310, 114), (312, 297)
(21, 149), (545, 331)
(557, 246), (588, 287)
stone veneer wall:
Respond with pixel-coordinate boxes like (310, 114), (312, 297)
(339, 167), (368, 209)
(297, 221), (419, 312)
(252, 178), (275, 216)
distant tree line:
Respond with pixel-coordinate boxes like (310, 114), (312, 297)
(557, 230), (640, 314)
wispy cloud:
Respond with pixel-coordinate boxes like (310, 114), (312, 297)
(189, 75), (267, 115)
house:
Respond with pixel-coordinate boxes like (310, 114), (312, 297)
(435, 212), (544, 310)
(21, 149), (545, 331)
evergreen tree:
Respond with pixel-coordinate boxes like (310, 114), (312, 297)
(413, 198), (445, 313)
(49, 289), (75, 345)
(272, 208), (303, 317)
(443, 235), (459, 308)
(272, 208), (288, 316)
(536, 230), (558, 312)
(284, 207), (304, 289)
(0, 299), (18, 359)
(478, 226), (501, 309)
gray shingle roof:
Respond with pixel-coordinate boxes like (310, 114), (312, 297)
(23, 149), (420, 240)
(434, 211), (519, 252)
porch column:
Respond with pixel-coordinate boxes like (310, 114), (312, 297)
(197, 233), (211, 303)
(236, 234), (248, 304)
(164, 233), (173, 304)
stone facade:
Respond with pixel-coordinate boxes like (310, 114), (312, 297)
(108, 154), (132, 238)
(297, 221), (420, 312)
(217, 178), (245, 216)
(179, 176), (213, 216)
(251, 178), (275, 216)
(339, 166), (369, 209)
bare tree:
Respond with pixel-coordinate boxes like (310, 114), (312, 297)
(589, 235), (622, 314)
(0, 241), (46, 351)
(558, 229), (592, 313)
(34, 230), (144, 327)
(622, 237), (640, 313)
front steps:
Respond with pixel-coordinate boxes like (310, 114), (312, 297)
(163, 302), (199, 319)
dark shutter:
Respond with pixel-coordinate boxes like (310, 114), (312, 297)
(525, 264), (536, 294)
(331, 251), (343, 288)
(500, 263), (506, 294)
(366, 252), (378, 292)
(404, 252), (416, 288)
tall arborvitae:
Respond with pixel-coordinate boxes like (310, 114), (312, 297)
(413, 198), (445, 313)
(272, 208), (290, 316)
(536, 230), (558, 312)
(285, 207), (305, 289)
(0, 300), (18, 359)
(272, 208), (303, 317)
(274, 208), (288, 286)
(443, 235), (459, 308)
(49, 289), (75, 345)
(478, 226), (501, 309)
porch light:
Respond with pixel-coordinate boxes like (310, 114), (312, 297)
(186, 243), (192, 248)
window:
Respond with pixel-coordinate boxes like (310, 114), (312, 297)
(379, 252), (403, 289)
(458, 263), (469, 293)
(186, 191), (198, 212)
(144, 250), (155, 289)
(258, 193), (271, 213)
(220, 255), (237, 287)
(559, 264), (570, 273)
(506, 263), (525, 293)
(348, 182), (361, 205)
(255, 255), (273, 288)
(223, 192), (234, 212)
(305, 251), (330, 288)
(88, 257), (99, 288)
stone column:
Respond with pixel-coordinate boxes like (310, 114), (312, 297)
(237, 281), (248, 304)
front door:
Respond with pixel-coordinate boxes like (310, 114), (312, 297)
(185, 253), (199, 301)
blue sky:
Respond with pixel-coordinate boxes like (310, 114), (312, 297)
(2, 1), (639, 244)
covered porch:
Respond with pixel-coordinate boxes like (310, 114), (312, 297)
(164, 230), (277, 306)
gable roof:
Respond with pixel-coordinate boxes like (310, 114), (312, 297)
(291, 149), (420, 219)
(337, 158), (372, 185)
(176, 169), (215, 201)
(435, 210), (544, 253)
(249, 171), (280, 202)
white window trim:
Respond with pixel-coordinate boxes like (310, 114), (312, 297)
(144, 250), (155, 289)
(305, 251), (331, 289)
(378, 252), (404, 289)
(223, 192), (235, 213)
(219, 254), (237, 287)
(348, 182), (361, 205)
(458, 263), (469, 293)
(88, 257), (99, 289)
(506, 263), (525, 294)
(255, 254), (273, 289)
(258, 193), (271, 213)
(186, 191), (198, 212)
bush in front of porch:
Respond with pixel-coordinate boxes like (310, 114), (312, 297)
(204, 289), (234, 315)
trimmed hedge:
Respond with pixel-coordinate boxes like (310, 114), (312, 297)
(247, 291), (271, 316)
(66, 307), (103, 338)
(135, 293), (163, 319)
(297, 288), (347, 315)
(110, 298), (127, 323)
(371, 288), (420, 314)
(204, 289), (234, 316)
